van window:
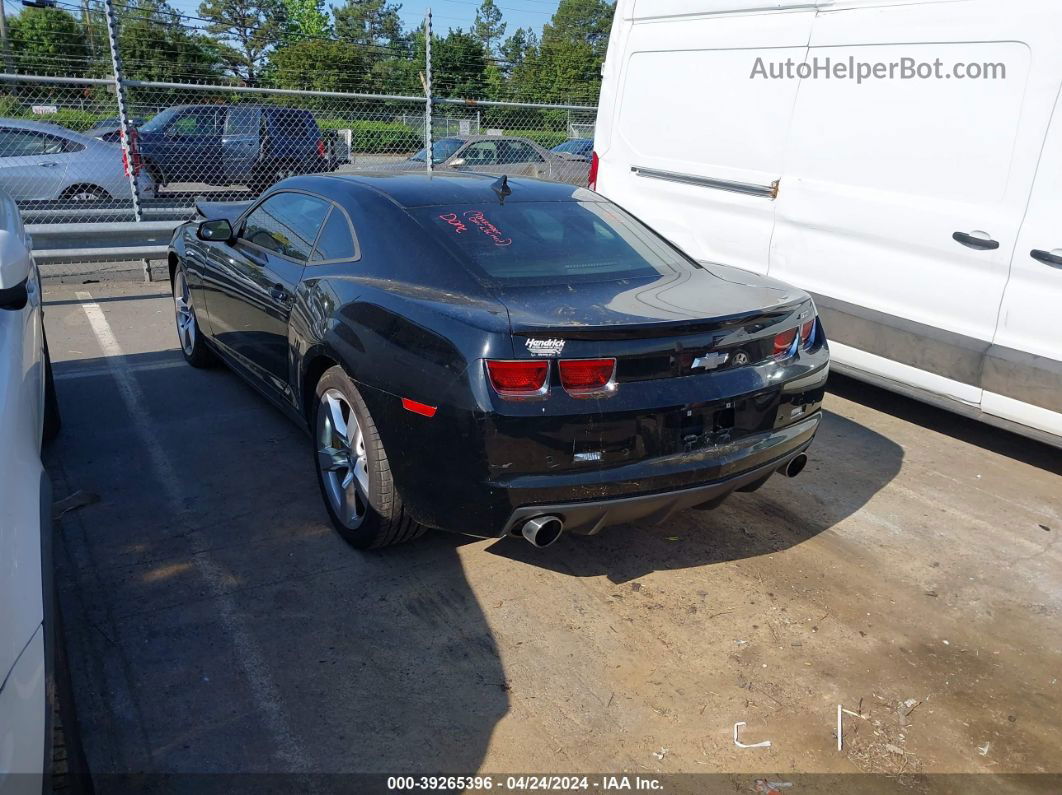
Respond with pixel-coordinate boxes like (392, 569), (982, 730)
(225, 107), (260, 137)
(412, 201), (694, 284)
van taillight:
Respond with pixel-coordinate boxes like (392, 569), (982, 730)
(559, 358), (616, 397)
(121, 126), (142, 177)
(486, 360), (549, 398)
(316, 138), (326, 159)
(588, 151), (599, 191)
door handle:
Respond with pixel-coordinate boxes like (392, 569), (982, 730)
(1031, 248), (1062, 268)
(40, 162), (59, 168)
(953, 231), (1000, 251)
(269, 284), (291, 304)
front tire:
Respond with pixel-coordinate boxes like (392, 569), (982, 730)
(313, 366), (426, 549)
(172, 266), (215, 368)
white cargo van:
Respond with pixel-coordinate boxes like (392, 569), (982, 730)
(593, 0), (1062, 447)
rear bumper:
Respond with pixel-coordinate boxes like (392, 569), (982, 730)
(501, 413), (819, 536)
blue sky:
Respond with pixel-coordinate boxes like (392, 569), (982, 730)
(162, 0), (562, 39)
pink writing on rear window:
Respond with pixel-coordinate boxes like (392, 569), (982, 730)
(463, 210), (511, 246)
(438, 213), (468, 233)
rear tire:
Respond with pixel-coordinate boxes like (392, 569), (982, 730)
(61, 184), (107, 202)
(312, 366), (426, 549)
(172, 265), (215, 368)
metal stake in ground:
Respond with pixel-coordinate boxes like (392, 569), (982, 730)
(102, 0), (149, 281)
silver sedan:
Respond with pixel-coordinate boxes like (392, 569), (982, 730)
(0, 118), (156, 202)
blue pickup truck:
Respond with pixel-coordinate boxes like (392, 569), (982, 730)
(134, 104), (338, 192)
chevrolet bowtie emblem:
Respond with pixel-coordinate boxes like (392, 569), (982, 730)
(692, 352), (729, 370)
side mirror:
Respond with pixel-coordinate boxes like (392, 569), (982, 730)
(449, 157), (466, 168)
(197, 218), (234, 243)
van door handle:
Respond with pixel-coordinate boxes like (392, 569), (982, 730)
(269, 284), (291, 304)
(1031, 248), (1062, 267)
(952, 231), (1000, 251)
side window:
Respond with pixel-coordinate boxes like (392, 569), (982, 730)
(170, 110), (218, 137)
(500, 141), (543, 164)
(310, 206), (359, 262)
(462, 141), (497, 165)
(0, 129), (65, 157)
(241, 192), (330, 261)
(224, 107), (260, 137)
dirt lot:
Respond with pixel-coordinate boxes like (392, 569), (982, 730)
(41, 279), (1061, 791)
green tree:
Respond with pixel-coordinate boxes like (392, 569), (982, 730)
(9, 7), (89, 76)
(282, 0), (331, 42)
(472, 0), (505, 57)
(431, 28), (488, 98)
(332, 0), (404, 49)
(499, 26), (533, 72)
(119, 0), (223, 83)
(265, 38), (368, 92)
(536, 0), (612, 102)
(197, 0), (287, 84)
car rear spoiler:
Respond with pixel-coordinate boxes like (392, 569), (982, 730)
(194, 200), (252, 222)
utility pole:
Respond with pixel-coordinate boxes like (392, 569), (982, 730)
(103, 0), (150, 280)
(0, 0), (13, 75)
(424, 8), (433, 174)
(83, 0), (96, 58)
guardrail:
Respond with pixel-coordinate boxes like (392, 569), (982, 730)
(30, 220), (182, 276)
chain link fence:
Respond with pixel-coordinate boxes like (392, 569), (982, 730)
(0, 9), (597, 267)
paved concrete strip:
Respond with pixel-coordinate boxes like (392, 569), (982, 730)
(55, 358), (186, 381)
(74, 290), (311, 773)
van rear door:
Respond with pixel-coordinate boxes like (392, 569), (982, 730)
(222, 106), (262, 185)
(982, 86), (1062, 438)
(594, 0), (823, 275)
(769, 0), (1062, 410)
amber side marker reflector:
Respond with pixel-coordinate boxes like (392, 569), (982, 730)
(401, 398), (437, 417)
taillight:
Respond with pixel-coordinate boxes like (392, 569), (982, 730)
(800, 318), (816, 347)
(588, 151), (599, 191)
(773, 328), (798, 358)
(121, 126), (142, 177)
(486, 360), (549, 398)
(558, 358), (616, 397)
(316, 138), (326, 159)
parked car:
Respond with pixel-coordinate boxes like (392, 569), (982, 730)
(380, 136), (587, 184)
(0, 191), (80, 791)
(551, 138), (594, 162)
(83, 116), (146, 143)
(136, 104), (331, 192)
(0, 118), (156, 202)
(594, 0), (1062, 447)
(168, 172), (829, 550)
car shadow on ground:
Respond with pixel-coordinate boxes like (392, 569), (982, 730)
(485, 406), (905, 583)
(48, 352), (509, 779)
(827, 373), (1062, 474)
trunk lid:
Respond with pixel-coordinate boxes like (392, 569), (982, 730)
(490, 264), (813, 376)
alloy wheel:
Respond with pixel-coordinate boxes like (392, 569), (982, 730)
(173, 270), (196, 355)
(316, 388), (369, 529)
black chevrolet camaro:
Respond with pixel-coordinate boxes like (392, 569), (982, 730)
(168, 172), (829, 549)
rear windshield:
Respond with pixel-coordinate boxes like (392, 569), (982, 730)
(411, 201), (696, 285)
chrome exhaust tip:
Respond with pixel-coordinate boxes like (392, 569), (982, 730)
(521, 515), (564, 548)
(779, 453), (808, 478)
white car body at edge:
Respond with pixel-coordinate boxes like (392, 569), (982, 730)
(0, 190), (50, 793)
(593, 0), (1062, 447)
